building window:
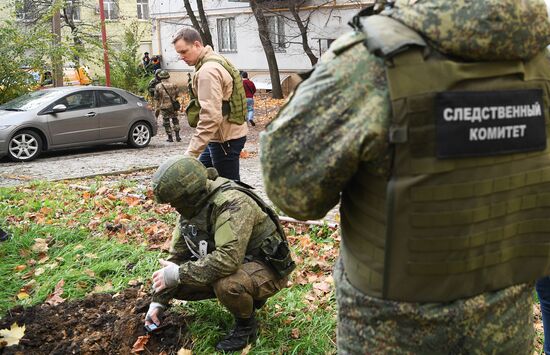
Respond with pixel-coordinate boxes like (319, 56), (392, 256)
(266, 16), (285, 51)
(15, 0), (36, 21)
(217, 18), (237, 53)
(137, 0), (149, 20)
(66, 0), (81, 22)
(103, 0), (119, 20)
(318, 38), (335, 56)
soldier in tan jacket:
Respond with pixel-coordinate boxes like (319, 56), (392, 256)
(172, 27), (247, 181)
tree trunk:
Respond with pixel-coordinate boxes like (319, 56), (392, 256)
(196, 0), (214, 49)
(182, 0), (214, 49)
(250, 0), (283, 99)
(289, 2), (318, 66)
(62, 8), (82, 64)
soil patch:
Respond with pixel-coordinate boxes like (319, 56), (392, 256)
(0, 288), (190, 355)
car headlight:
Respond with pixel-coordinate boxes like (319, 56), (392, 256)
(0, 125), (12, 131)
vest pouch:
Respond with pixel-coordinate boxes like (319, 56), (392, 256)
(260, 235), (296, 278)
(172, 100), (181, 112)
(186, 99), (200, 128)
(222, 101), (231, 117)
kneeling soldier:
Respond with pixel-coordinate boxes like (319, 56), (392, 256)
(145, 156), (295, 351)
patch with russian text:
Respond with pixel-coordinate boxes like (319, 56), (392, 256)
(435, 89), (546, 158)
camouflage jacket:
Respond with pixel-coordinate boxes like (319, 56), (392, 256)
(153, 178), (280, 304)
(154, 80), (179, 111)
(260, 0), (550, 346)
(261, 0), (550, 221)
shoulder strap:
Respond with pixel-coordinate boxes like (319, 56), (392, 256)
(161, 83), (176, 104)
(359, 15), (426, 59)
(221, 182), (286, 239)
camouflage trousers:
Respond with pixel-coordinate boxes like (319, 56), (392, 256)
(334, 258), (534, 355)
(154, 260), (287, 318)
(161, 109), (180, 135)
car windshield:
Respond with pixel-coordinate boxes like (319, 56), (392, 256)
(0, 90), (62, 111)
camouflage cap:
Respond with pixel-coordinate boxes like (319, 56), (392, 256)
(390, 0), (550, 61)
(157, 70), (170, 79)
(151, 156), (207, 204)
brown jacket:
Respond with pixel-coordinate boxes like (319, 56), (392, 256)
(185, 46), (248, 157)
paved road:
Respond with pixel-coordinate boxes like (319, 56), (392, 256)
(0, 125), (263, 188)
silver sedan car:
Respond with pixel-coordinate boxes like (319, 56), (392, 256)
(0, 86), (157, 162)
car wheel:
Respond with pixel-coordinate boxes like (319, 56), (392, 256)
(128, 122), (151, 148)
(8, 130), (43, 162)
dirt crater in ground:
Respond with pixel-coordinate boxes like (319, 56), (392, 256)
(0, 287), (190, 355)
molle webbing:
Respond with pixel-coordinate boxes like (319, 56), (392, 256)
(195, 55), (247, 125)
(342, 48), (550, 302)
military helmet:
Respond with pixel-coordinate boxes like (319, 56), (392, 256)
(151, 156), (207, 204)
(157, 70), (170, 79)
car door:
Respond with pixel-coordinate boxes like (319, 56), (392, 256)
(95, 90), (131, 140)
(46, 90), (99, 146)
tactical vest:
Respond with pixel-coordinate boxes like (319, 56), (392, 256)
(186, 54), (247, 128)
(341, 14), (550, 302)
(180, 179), (295, 278)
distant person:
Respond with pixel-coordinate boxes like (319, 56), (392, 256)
(148, 69), (162, 118)
(151, 56), (162, 72)
(172, 27), (248, 181)
(154, 70), (181, 143)
(241, 72), (256, 126)
(143, 52), (151, 70)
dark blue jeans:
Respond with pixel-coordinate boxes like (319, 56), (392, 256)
(537, 277), (550, 355)
(198, 136), (246, 181)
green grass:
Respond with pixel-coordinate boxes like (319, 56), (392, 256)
(0, 179), (338, 354)
(174, 285), (337, 354)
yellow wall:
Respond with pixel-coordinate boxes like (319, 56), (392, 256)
(1, 0), (153, 78)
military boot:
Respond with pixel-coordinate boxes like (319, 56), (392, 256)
(175, 131), (181, 142)
(166, 134), (173, 142)
(215, 314), (258, 352)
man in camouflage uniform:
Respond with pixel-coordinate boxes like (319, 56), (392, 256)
(154, 70), (181, 142)
(145, 157), (294, 352)
(148, 69), (162, 121)
(261, 0), (550, 353)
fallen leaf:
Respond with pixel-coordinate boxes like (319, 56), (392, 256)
(241, 344), (252, 354)
(128, 279), (140, 286)
(37, 255), (49, 264)
(291, 328), (300, 339)
(96, 186), (108, 195)
(74, 244), (84, 251)
(93, 282), (113, 293)
(0, 323), (26, 347)
(84, 253), (98, 259)
(45, 262), (59, 270)
(34, 268), (45, 276)
(16, 292), (29, 300)
(240, 150), (250, 159)
(22, 280), (37, 293)
(131, 334), (150, 353)
(45, 280), (65, 306)
(313, 282), (332, 294)
(14, 265), (26, 272)
(177, 348), (193, 355)
(31, 238), (48, 253)
(84, 269), (96, 277)
(123, 196), (141, 206)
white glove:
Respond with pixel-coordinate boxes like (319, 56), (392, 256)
(145, 302), (165, 327)
(152, 259), (180, 293)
